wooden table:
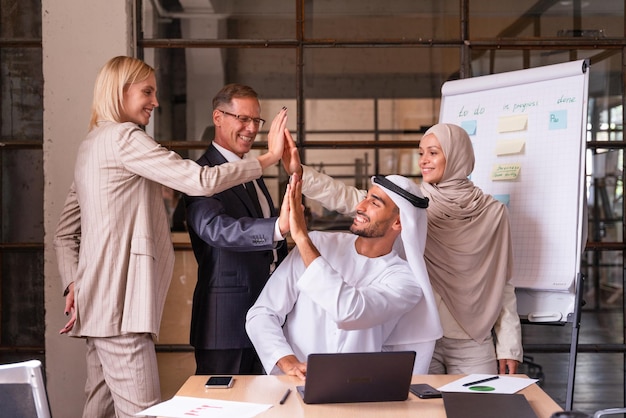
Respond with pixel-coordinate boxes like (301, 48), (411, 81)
(171, 374), (563, 417)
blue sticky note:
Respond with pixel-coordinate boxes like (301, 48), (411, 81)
(549, 110), (567, 130)
(493, 194), (510, 207)
(461, 120), (477, 136)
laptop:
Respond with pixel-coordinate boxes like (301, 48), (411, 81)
(442, 392), (539, 418)
(295, 351), (415, 404)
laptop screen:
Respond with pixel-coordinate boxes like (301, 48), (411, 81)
(296, 351), (415, 404)
(442, 392), (539, 418)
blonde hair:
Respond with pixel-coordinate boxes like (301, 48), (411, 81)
(88, 56), (155, 130)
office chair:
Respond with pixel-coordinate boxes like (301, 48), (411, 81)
(593, 408), (626, 418)
(0, 359), (51, 418)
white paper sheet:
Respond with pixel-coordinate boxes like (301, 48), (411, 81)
(135, 396), (272, 418)
(436, 374), (538, 395)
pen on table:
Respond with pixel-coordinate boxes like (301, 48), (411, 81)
(462, 376), (500, 387)
(279, 388), (291, 405)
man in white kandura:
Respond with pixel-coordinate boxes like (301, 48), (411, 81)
(245, 173), (442, 378)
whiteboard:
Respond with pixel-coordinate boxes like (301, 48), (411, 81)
(438, 60), (589, 322)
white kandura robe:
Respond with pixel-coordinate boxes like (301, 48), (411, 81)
(246, 231), (426, 375)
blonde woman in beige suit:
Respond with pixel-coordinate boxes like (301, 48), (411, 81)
(53, 56), (288, 418)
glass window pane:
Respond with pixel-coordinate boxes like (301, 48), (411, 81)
(378, 99), (439, 132)
(307, 0), (460, 39)
(305, 145), (373, 183)
(1, 250), (44, 347)
(471, 48), (622, 82)
(2, 149), (43, 243)
(0, 48), (43, 141)
(470, 1), (624, 38)
(0, 0), (41, 38)
(378, 147), (422, 178)
(588, 93), (623, 143)
(587, 148), (623, 237)
(582, 250), (623, 310)
(307, 100), (375, 131)
(142, 0), (295, 40)
(303, 48), (459, 100)
(222, 49), (297, 96)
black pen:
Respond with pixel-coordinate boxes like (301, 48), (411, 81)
(462, 376), (500, 387)
(279, 388), (291, 405)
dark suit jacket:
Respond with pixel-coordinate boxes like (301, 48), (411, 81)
(185, 144), (288, 350)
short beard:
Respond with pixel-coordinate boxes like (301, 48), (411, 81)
(350, 219), (391, 238)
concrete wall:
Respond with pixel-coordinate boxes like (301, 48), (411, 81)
(42, 0), (133, 416)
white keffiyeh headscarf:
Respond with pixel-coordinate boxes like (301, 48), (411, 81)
(372, 175), (443, 344)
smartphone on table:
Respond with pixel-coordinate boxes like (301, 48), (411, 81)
(409, 383), (442, 399)
(205, 376), (234, 388)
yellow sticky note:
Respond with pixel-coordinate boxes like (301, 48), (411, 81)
(491, 163), (521, 181)
(497, 115), (528, 133)
(495, 139), (525, 156)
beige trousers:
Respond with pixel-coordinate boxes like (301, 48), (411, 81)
(428, 335), (498, 375)
(82, 333), (161, 418)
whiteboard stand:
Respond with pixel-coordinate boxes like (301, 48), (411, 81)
(436, 59), (590, 410)
(565, 272), (585, 411)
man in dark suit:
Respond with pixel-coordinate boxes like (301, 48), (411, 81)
(184, 84), (289, 374)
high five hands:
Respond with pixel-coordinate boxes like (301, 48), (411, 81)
(257, 106), (289, 169)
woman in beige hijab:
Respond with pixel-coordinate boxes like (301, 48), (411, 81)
(283, 122), (522, 375)
(418, 123), (521, 374)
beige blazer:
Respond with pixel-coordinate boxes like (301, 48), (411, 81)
(54, 121), (262, 338)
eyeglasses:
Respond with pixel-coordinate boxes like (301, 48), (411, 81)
(218, 110), (265, 129)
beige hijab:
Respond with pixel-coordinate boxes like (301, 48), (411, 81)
(420, 123), (513, 342)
